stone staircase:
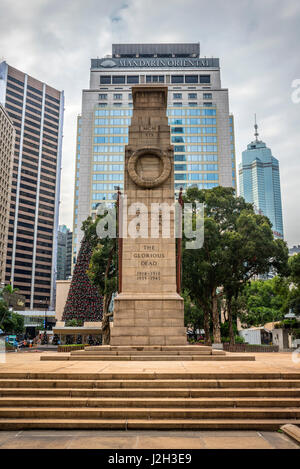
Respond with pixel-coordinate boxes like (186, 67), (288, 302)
(40, 345), (255, 362)
(0, 371), (300, 430)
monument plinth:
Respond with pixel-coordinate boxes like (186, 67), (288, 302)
(110, 86), (187, 346)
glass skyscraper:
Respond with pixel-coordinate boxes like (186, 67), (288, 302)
(72, 43), (236, 265)
(239, 122), (284, 239)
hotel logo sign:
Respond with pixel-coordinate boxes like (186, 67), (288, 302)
(92, 57), (219, 69)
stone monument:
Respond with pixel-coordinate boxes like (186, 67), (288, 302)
(110, 86), (187, 346)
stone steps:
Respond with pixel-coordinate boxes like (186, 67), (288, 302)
(1, 372), (299, 429)
(1, 379), (300, 389)
(0, 397), (300, 408)
(41, 354), (254, 361)
(1, 418), (299, 430)
(1, 407), (300, 419)
(40, 344), (257, 361)
(1, 388), (300, 398)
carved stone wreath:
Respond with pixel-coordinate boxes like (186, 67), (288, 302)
(127, 147), (171, 189)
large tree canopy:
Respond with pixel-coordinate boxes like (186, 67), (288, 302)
(182, 186), (289, 344)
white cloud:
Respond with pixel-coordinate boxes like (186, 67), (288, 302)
(1, 0), (299, 245)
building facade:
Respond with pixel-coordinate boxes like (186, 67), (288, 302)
(239, 122), (284, 239)
(289, 245), (300, 256)
(72, 43), (236, 263)
(57, 225), (72, 280)
(0, 61), (64, 310)
(0, 104), (15, 284)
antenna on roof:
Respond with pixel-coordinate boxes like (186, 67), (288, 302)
(254, 114), (259, 141)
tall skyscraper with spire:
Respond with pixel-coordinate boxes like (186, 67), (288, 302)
(239, 117), (284, 239)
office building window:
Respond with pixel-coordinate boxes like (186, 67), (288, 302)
(99, 94), (108, 100)
(171, 75), (184, 84)
(146, 75), (164, 83)
(113, 94), (122, 100)
(173, 93), (182, 99)
(200, 75), (211, 83)
(185, 75), (198, 83)
(127, 76), (139, 84)
(204, 102), (213, 107)
(188, 93), (197, 99)
(100, 76), (111, 84)
(203, 93), (212, 99)
(112, 76), (125, 84)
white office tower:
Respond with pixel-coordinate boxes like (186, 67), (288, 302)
(72, 43), (236, 265)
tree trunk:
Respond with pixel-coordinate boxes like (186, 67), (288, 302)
(227, 297), (235, 345)
(101, 292), (112, 345)
(212, 289), (221, 344)
(203, 306), (211, 345)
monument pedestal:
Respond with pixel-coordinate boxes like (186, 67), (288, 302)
(111, 293), (186, 346)
(111, 86), (187, 347)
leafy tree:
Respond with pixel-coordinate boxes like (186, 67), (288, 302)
(182, 186), (289, 345)
(183, 290), (204, 334)
(0, 300), (24, 334)
(288, 253), (300, 315)
(289, 253), (300, 286)
(238, 277), (289, 327)
(83, 213), (118, 345)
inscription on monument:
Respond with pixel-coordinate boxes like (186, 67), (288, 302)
(135, 244), (164, 281)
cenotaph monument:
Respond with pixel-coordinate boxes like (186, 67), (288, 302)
(110, 86), (187, 346)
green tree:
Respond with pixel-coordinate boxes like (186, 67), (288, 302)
(182, 186), (289, 345)
(0, 300), (24, 334)
(288, 253), (300, 315)
(182, 290), (204, 335)
(83, 213), (118, 345)
(238, 277), (289, 327)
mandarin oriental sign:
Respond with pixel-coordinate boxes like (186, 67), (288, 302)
(91, 57), (219, 69)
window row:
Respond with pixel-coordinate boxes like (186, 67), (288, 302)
(174, 182), (219, 190)
(173, 92), (212, 99)
(94, 127), (128, 134)
(174, 164), (218, 171)
(172, 135), (217, 143)
(175, 173), (219, 181)
(94, 145), (125, 153)
(92, 193), (120, 201)
(95, 109), (133, 117)
(169, 118), (216, 125)
(94, 155), (124, 162)
(173, 145), (218, 153)
(94, 136), (128, 144)
(171, 126), (217, 134)
(92, 172), (123, 180)
(98, 75), (211, 85)
(167, 109), (216, 116)
(98, 103), (133, 108)
(99, 93), (132, 100)
(172, 136), (217, 145)
(95, 118), (131, 125)
(92, 183), (124, 191)
(174, 154), (218, 162)
(93, 164), (124, 172)
(171, 75), (209, 84)
(100, 75), (139, 84)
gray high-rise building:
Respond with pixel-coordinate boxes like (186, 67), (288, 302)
(239, 120), (284, 239)
(72, 43), (236, 264)
(57, 225), (72, 280)
(0, 61), (64, 309)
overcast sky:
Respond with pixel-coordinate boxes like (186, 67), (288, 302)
(1, 0), (299, 246)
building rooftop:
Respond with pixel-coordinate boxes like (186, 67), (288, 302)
(112, 43), (200, 58)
